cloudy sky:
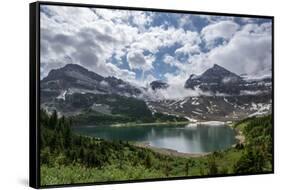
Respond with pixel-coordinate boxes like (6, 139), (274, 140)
(40, 5), (272, 87)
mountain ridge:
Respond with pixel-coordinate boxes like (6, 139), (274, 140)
(184, 64), (270, 95)
(40, 63), (272, 122)
(41, 63), (141, 98)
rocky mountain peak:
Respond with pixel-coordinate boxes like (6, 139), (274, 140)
(202, 64), (242, 81)
(150, 80), (169, 90)
(185, 64), (244, 94)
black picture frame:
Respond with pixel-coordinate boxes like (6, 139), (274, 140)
(30, 1), (274, 188)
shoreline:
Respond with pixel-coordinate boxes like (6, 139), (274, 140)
(110, 121), (189, 127)
(234, 129), (245, 144)
(228, 124), (245, 145)
(110, 120), (230, 128)
(76, 119), (237, 128)
(133, 142), (209, 158)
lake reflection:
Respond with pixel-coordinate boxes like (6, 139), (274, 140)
(73, 124), (237, 153)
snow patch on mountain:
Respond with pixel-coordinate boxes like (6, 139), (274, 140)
(199, 121), (225, 126)
(249, 103), (271, 117)
(56, 90), (67, 101)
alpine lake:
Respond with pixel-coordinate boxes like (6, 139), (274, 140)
(73, 123), (237, 154)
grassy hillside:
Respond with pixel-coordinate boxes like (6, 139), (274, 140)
(40, 110), (272, 186)
(232, 115), (273, 173)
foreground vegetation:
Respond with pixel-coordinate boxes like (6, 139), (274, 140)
(232, 115), (273, 173)
(40, 109), (272, 186)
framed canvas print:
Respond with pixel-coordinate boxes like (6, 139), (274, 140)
(29, 1), (274, 188)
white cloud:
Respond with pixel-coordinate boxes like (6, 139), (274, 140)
(170, 22), (272, 82)
(175, 43), (200, 55)
(132, 11), (154, 30)
(127, 50), (155, 71)
(130, 26), (201, 55)
(201, 20), (239, 48)
(40, 5), (272, 91)
(178, 14), (193, 28)
(240, 90), (267, 96)
(163, 54), (174, 65)
(145, 74), (157, 83)
(99, 62), (137, 83)
(163, 54), (186, 70)
(158, 21), (272, 93)
(40, 5), (203, 83)
(207, 22), (272, 76)
(40, 5), (140, 80)
(92, 8), (131, 22)
(92, 8), (154, 28)
(198, 15), (235, 24)
(99, 80), (110, 88)
(145, 74), (211, 100)
(137, 74), (157, 88)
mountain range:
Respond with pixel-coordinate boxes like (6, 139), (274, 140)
(41, 63), (272, 122)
